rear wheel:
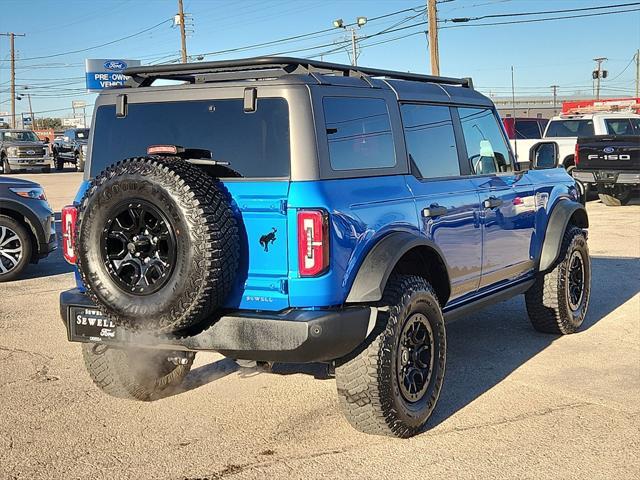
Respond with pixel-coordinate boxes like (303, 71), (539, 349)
(82, 344), (193, 400)
(525, 226), (590, 334)
(0, 215), (32, 282)
(55, 156), (64, 171)
(335, 275), (446, 438)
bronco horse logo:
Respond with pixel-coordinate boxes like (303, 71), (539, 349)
(259, 228), (277, 252)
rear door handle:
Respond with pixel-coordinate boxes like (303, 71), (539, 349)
(422, 204), (448, 218)
(483, 196), (503, 209)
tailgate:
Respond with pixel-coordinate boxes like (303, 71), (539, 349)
(222, 180), (290, 311)
(577, 135), (640, 171)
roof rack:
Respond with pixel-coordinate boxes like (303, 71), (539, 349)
(124, 56), (473, 89)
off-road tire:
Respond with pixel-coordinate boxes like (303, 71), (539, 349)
(82, 344), (193, 401)
(0, 215), (32, 282)
(525, 226), (590, 334)
(75, 152), (84, 172)
(335, 275), (446, 438)
(598, 192), (631, 207)
(2, 157), (12, 174)
(76, 156), (239, 333)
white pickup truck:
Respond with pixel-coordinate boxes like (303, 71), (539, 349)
(512, 112), (640, 172)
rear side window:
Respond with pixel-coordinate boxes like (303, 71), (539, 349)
(546, 119), (594, 137)
(91, 98), (290, 178)
(458, 107), (512, 175)
(323, 97), (396, 171)
(605, 118), (639, 135)
(401, 104), (460, 178)
(515, 120), (542, 139)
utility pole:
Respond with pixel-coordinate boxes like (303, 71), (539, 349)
(177, 0), (188, 63)
(550, 85), (559, 114)
(593, 57), (607, 101)
(427, 0), (440, 76)
(635, 49), (639, 99)
(1, 32), (26, 128)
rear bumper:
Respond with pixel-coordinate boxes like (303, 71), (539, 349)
(573, 169), (640, 185)
(59, 289), (374, 363)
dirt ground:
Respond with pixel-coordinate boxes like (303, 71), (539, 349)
(1, 171), (638, 480)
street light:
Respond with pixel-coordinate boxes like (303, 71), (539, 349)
(332, 16), (367, 66)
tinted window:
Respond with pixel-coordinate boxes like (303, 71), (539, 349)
(546, 119), (594, 137)
(631, 118), (640, 134)
(459, 107), (512, 175)
(401, 104), (460, 178)
(91, 98), (290, 178)
(515, 120), (541, 139)
(75, 129), (89, 139)
(323, 97), (395, 171)
(605, 118), (639, 135)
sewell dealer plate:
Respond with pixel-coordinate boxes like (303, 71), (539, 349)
(69, 306), (118, 342)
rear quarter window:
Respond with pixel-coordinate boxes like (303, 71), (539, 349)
(546, 119), (594, 137)
(90, 98), (290, 178)
(323, 97), (396, 171)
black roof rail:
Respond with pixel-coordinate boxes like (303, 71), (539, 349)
(123, 56), (473, 89)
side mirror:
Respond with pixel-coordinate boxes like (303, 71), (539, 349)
(530, 141), (559, 169)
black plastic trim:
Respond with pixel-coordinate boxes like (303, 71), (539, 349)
(539, 200), (588, 272)
(345, 231), (451, 303)
(60, 289), (372, 363)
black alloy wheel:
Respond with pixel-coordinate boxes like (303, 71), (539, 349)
(567, 250), (585, 312)
(101, 200), (176, 295)
(396, 312), (435, 403)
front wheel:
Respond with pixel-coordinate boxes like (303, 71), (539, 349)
(0, 215), (32, 282)
(2, 157), (12, 174)
(82, 344), (194, 400)
(598, 192), (631, 207)
(525, 226), (590, 334)
(335, 275), (446, 438)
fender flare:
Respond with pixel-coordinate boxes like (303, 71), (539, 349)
(345, 231), (450, 303)
(539, 199), (588, 272)
(0, 199), (45, 253)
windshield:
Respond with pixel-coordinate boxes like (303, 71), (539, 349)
(546, 119), (594, 137)
(76, 129), (89, 139)
(91, 98), (290, 178)
(1, 130), (40, 142)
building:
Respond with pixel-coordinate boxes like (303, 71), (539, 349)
(488, 94), (633, 120)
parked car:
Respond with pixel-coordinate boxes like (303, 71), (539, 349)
(59, 57), (589, 438)
(52, 128), (89, 171)
(0, 129), (53, 174)
(0, 176), (56, 281)
(536, 112), (640, 173)
(502, 117), (548, 163)
(573, 134), (640, 206)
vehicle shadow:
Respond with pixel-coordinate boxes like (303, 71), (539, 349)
(428, 255), (639, 428)
(20, 212), (74, 280)
(164, 256), (640, 413)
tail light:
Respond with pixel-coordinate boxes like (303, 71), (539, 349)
(297, 210), (329, 277)
(61, 205), (78, 264)
(574, 143), (580, 166)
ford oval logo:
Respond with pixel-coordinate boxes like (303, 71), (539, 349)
(104, 60), (127, 71)
(26, 150), (35, 155)
(603, 146), (615, 154)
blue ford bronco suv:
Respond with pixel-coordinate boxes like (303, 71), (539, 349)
(59, 57), (590, 438)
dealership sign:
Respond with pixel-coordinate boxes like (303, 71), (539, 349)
(85, 58), (141, 92)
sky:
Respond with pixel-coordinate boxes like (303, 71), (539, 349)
(1, 0), (639, 122)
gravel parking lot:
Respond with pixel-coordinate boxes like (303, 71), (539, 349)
(1, 171), (638, 480)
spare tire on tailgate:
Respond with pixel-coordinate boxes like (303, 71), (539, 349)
(77, 156), (239, 334)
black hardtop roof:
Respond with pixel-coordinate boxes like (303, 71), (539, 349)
(119, 56), (492, 107)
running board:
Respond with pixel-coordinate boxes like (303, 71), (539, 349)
(443, 279), (535, 323)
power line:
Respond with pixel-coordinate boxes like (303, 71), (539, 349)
(441, 1), (640, 23)
(440, 6), (640, 29)
(2, 18), (172, 62)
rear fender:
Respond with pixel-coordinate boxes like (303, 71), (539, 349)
(345, 231), (450, 303)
